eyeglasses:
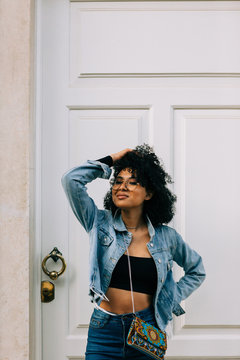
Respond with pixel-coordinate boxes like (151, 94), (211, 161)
(110, 177), (139, 191)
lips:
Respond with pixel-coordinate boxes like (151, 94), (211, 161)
(116, 193), (129, 200)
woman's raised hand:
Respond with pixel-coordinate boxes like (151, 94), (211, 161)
(110, 148), (133, 164)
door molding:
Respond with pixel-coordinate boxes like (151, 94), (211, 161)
(79, 72), (240, 78)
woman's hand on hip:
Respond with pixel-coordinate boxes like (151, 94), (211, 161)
(110, 148), (132, 164)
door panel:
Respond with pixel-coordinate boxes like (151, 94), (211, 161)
(70, 1), (240, 84)
(40, 1), (240, 359)
(173, 109), (240, 356)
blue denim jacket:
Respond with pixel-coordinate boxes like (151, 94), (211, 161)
(61, 160), (206, 331)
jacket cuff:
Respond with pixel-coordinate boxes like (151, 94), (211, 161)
(172, 301), (185, 316)
(87, 160), (112, 179)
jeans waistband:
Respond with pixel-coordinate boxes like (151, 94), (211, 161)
(94, 302), (118, 316)
(96, 304), (154, 320)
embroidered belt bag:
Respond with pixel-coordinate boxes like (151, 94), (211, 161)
(123, 236), (167, 359)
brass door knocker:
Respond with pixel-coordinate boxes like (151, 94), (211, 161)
(41, 247), (67, 303)
(42, 247), (67, 280)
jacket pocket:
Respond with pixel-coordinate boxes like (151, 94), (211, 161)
(98, 228), (114, 246)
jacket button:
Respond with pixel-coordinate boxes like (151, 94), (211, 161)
(161, 278), (164, 283)
(158, 259), (162, 264)
(150, 243), (153, 247)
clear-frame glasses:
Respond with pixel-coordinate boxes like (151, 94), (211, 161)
(110, 177), (139, 191)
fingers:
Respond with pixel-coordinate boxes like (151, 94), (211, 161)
(110, 148), (133, 163)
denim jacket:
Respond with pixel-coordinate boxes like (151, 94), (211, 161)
(61, 160), (206, 331)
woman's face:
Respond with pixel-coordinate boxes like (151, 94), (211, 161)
(111, 168), (152, 210)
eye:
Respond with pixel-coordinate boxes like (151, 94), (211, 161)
(115, 179), (123, 185)
(129, 180), (138, 185)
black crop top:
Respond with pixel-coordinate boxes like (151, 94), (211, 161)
(109, 255), (158, 295)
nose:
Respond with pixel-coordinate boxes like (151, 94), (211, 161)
(118, 181), (128, 191)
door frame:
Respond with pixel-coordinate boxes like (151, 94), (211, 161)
(31, 1), (240, 359)
(31, 0), (43, 359)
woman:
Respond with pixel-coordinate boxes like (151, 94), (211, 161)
(61, 144), (206, 359)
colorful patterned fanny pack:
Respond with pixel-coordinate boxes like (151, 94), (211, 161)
(127, 315), (167, 359)
(123, 235), (167, 359)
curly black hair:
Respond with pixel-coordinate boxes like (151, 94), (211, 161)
(103, 144), (177, 226)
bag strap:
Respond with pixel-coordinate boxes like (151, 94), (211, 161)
(124, 234), (136, 315)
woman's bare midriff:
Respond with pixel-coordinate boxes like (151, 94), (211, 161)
(100, 287), (153, 314)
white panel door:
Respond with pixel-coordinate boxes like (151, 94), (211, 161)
(38, 1), (240, 359)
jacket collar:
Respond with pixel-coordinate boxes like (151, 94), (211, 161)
(113, 209), (155, 237)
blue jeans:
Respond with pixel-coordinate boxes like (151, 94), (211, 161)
(85, 305), (158, 359)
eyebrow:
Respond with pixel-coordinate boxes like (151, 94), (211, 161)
(116, 175), (137, 179)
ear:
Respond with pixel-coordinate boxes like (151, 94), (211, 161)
(145, 190), (154, 201)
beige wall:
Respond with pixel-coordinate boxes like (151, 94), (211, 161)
(0, 0), (35, 359)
